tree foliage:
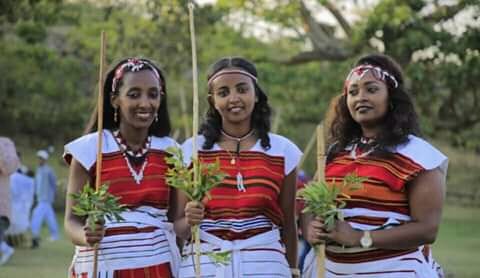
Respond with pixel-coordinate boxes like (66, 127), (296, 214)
(216, 0), (480, 151)
(0, 0), (479, 176)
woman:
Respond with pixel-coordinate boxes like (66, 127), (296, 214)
(64, 58), (180, 278)
(302, 54), (447, 277)
(175, 57), (302, 277)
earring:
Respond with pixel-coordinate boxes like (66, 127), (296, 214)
(155, 113), (158, 122)
(114, 107), (118, 123)
(389, 102), (394, 111)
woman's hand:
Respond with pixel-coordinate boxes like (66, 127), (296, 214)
(324, 220), (362, 247)
(185, 201), (205, 226)
(83, 218), (105, 247)
(306, 218), (362, 247)
(305, 216), (327, 245)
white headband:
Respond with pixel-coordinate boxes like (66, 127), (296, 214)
(207, 69), (257, 87)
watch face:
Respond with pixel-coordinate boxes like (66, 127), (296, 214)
(361, 232), (372, 248)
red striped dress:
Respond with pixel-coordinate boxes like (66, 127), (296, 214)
(179, 133), (302, 278)
(64, 130), (180, 278)
(303, 135), (448, 278)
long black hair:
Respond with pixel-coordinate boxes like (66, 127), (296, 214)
(200, 57), (271, 150)
(84, 57), (171, 137)
(329, 53), (420, 155)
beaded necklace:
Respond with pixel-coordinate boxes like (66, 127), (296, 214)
(350, 136), (378, 159)
(113, 130), (151, 185)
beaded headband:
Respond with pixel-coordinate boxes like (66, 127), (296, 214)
(112, 58), (162, 93)
(207, 69), (258, 87)
(343, 64), (399, 95)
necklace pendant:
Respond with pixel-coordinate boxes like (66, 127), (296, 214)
(134, 175), (141, 185)
(236, 172), (246, 192)
(230, 158), (236, 165)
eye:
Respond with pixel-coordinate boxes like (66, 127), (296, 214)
(148, 89), (160, 99)
(348, 88), (358, 96)
(216, 88), (228, 97)
(367, 86), (378, 93)
(126, 89), (140, 98)
(237, 85), (249, 94)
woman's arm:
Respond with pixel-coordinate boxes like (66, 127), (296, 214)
(64, 158), (104, 246)
(280, 169), (299, 271)
(320, 167), (446, 249)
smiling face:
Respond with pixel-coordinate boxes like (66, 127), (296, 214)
(111, 70), (162, 131)
(209, 72), (257, 128)
(346, 70), (389, 130)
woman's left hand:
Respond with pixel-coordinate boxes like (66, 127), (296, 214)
(319, 220), (362, 247)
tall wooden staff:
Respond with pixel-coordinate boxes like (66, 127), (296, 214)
(188, 2), (201, 277)
(93, 30), (106, 278)
(316, 124), (326, 277)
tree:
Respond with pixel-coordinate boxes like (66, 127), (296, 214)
(214, 0), (480, 150)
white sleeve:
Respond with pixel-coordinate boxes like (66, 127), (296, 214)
(63, 133), (100, 171)
(397, 135), (448, 175)
(283, 139), (303, 175)
(180, 137), (194, 166)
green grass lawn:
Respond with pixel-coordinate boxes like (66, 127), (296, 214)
(0, 214), (73, 278)
(434, 205), (480, 278)
(0, 205), (479, 278)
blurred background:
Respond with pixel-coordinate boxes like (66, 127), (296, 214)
(0, 0), (479, 277)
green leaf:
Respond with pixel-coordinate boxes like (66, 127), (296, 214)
(70, 183), (127, 231)
(297, 172), (365, 230)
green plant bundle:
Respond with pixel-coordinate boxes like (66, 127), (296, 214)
(165, 146), (226, 202)
(297, 173), (365, 231)
(70, 184), (126, 230)
(165, 146), (230, 267)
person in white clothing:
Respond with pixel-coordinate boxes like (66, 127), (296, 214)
(31, 149), (59, 248)
(175, 57), (302, 278)
(302, 54), (447, 278)
(6, 154), (35, 247)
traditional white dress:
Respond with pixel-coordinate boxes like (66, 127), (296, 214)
(64, 130), (181, 278)
(303, 135), (448, 278)
(179, 133), (302, 278)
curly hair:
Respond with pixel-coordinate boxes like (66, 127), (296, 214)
(200, 57), (271, 150)
(84, 57), (171, 137)
(328, 54), (420, 155)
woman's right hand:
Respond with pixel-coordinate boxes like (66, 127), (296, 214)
(185, 201), (205, 226)
(305, 216), (327, 245)
(83, 218), (105, 247)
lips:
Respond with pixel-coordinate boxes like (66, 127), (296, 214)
(228, 106), (244, 113)
(135, 111), (154, 120)
(355, 105), (372, 112)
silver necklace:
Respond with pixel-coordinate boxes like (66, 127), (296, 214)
(122, 154), (148, 185)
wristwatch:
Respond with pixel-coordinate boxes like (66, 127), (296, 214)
(360, 230), (372, 248)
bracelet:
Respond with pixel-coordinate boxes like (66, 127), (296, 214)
(290, 268), (301, 276)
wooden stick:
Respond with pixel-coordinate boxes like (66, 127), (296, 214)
(93, 30), (106, 278)
(189, 2), (199, 161)
(316, 124), (326, 278)
(188, 2), (201, 278)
